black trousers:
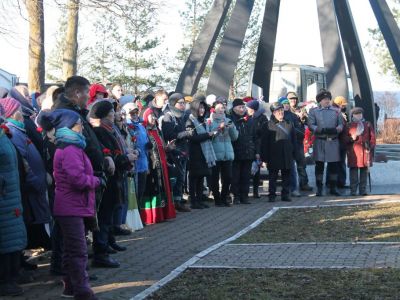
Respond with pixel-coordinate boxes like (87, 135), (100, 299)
(189, 175), (205, 204)
(316, 161), (339, 186)
(231, 160), (252, 201)
(326, 149), (346, 186)
(268, 169), (291, 197)
(50, 220), (63, 272)
(211, 161), (232, 204)
(0, 251), (20, 284)
(136, 172), (147, 209)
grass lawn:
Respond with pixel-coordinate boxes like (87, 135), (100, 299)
(235, 203), (400, 243)
(148, 268), (400, 300)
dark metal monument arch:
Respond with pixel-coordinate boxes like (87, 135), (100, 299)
(175, 0), (400, 126)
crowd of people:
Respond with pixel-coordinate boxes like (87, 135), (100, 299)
(0, 76), (376, 299)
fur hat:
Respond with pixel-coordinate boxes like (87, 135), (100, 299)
(0, 97), (21, 118)
(270, 102), (284, 113)
(350, 107), (364, 116)
(333, 96), (348, 107)
(89, 100), (114, 119)
(316, 89), (332, 103)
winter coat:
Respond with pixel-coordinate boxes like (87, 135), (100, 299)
(53, 145), (100, 217)
(160, 106), (189, 154)
(126, 119), (149, 173)
(7, 122), (51, 224)
(342, 120), (376, 168)
(261, 116), (296, 170)
(230, 111), (259, 161)
(93, 126), (131, 205)
(0, 127), (27, 254)
(186, 102), (213, 177)
(308, 106), (344, 162)
(52, 94), (105, 174)
(208, 114), (238, 161)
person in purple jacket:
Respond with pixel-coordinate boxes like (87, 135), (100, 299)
(41, 109), (101, 300)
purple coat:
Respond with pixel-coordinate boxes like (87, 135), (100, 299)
(53, 145), (100, 217)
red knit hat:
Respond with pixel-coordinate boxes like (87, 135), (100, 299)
(88, 84), (108, 106)
(243, 96), (254, 103)
(0, 97), (21, 118)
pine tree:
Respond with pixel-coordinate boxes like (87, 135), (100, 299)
(367, 0), (400, 86)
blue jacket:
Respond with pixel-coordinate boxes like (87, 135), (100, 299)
(208, 114), (238, 161)
(127, 119), (149, 173)
(7, 122), (51, 224)
(0, 128), (27, 254)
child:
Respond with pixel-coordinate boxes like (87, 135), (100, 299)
(42, 109), (100, 300)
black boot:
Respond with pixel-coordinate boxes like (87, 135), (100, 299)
(316, 180), (323, 197)
(92, 254), (120, 268)
(253, 186), (260, 198)
(329, 181), (341, 196)
(109, 242), (127, 252)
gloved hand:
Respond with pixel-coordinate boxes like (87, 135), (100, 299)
(324, 128), (338, 135)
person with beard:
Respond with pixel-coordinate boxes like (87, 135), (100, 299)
(186, 96), (217, 209)
(342, 107), (376, 196)
(161, 93), (192, 212)
(230, 98), (259, 205)
(308, 89), (344, 196)
(261, 102), (296, 202)
(245, 100), (268, 199)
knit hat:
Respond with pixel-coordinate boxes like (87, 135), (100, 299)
(39, 109), (81, 131)
(333, 96), (348, 106)
(350, 107), (364, 116)
(232, 98), (245, 108)
(168, 93), (184, 107)
(243, 96), (253, 103)
(89, 100), (114, 119)
(270, 102), (284, 113)
(206, 94), (216, 107)
(246, 100), (259, 111)
(278, 97), (289, 105)
(316, 89), (332, 103)
(122, 102), (139, 115)
(88, 84), (108, 106)
(0, 97), (21, 118)
(215, 96), (227, 104)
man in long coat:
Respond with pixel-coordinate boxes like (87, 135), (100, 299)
(308, 89), (344, 196)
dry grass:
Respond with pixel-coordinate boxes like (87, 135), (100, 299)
(148, 268), (400, 300)
(235, 203), (400, 243)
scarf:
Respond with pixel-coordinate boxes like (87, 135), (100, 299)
(189, 114), (216, 168)
(352, 117), (365, 136)
(55, 127), (86, 149)
(7, 118), (25, 129)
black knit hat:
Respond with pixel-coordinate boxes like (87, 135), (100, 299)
(270, 102), (284, 113)
(316, 89), (332, 103)
(168, 93), (185, 107)
(232, 98), (245, 108)
(89, 100), (114, 119)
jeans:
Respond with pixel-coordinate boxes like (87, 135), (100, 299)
(57, 216), (93, 297)
(231, 160), (252, 201)
(290, 160), (299, 192)
(211, 161), (232, 204)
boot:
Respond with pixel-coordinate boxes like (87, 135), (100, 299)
(92, 254), (120, 268)
(109, 242), (127, 252)
(253, 186), (260, 198)
(316, 180), (323, 197)
(329, 181), (341, 196)
(190, 197), (203, 209)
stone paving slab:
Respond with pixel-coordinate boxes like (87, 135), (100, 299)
(191, 243), (400, 269)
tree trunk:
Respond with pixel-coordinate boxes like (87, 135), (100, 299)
(25, 0), (45, 93)
(62, 0), (79, 80)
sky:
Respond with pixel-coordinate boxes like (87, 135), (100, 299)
(0, 0), (399, 92)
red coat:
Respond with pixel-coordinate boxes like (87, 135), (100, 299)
(342, 121), (376, 168)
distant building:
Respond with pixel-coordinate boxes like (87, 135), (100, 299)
(0, 68), (18, 90)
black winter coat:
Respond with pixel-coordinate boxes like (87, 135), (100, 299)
(92, 127), (131, 205)
(186, 103), (212, 177)
(161, 106), (189, 154)
(284, 110), (304, 146)
(230, 111), (259, 161)
(261, 116), (296, 170)
(52, 94), (105, 174)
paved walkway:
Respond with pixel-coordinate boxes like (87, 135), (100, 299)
(7, 193), (400, 300)
(191, 243), (400, 269)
